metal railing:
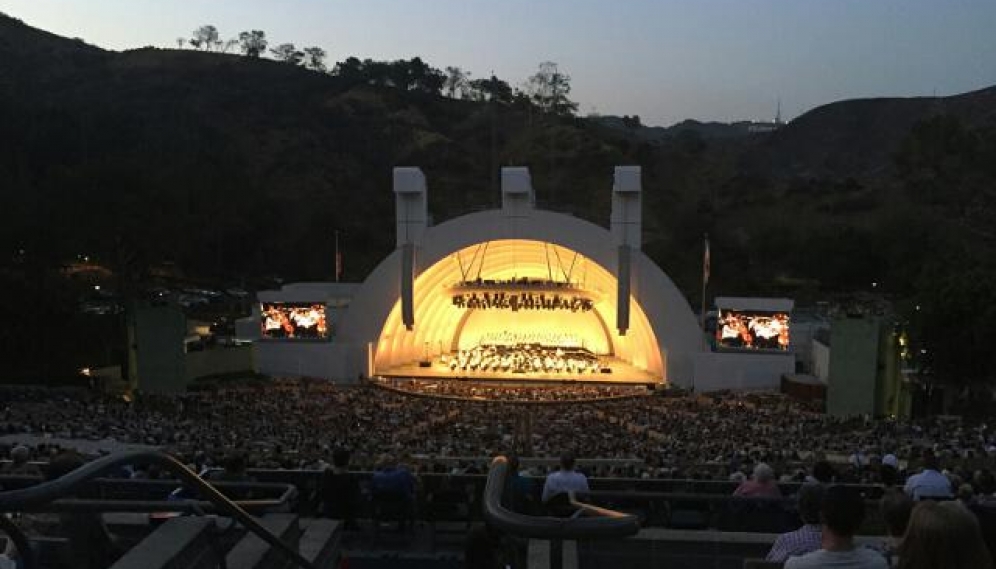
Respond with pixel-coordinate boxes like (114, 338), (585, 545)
(0, 451), (316, 569)
(482, 456), (640, 569)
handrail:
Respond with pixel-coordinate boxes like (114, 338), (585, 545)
(0, 450), (316, 569)
(482, 455), (640, 540)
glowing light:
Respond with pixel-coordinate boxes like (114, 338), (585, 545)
(374, 239), (662, 379)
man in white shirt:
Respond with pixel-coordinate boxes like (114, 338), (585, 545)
(541, 453), (590, 504)
(784, 486), (887, 569)
(904, 451), (953, 500)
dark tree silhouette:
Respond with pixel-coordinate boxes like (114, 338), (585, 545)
(303, 47), (327, 72)
(444, 66), (470, 98)
(468, 75), (513, 104)
(528, 61), (577, 115)
(238, 30), (267, 58)
(270, 43), (304, 65)
(189, 25), (220, 51)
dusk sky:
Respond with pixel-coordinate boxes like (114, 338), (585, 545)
(2, 0), (994, 126)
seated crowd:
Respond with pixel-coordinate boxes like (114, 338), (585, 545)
(373, 377), (647, 402)
(2, 380), (996, 568)
(3, 381), (996, 484)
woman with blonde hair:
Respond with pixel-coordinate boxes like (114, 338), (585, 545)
(897, 500), (993, 569)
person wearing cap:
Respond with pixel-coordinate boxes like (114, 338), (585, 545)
(1, 445), (41, 476)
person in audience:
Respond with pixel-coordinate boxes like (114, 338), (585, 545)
(320, 447), (360, 530)
(503, 454), (539, 515)
(734, 463), (782, 498)
(880, 454), (900, 487)
(46, 452), (125, 569)
(541, 452), (590, 513)
(784, 485), (887, 569)
(204, 453), (253, 482)
(371, 453), (417, 503)
(972, 469), (996, 504)
(896, 500), (994, 569)
(766, 483), (824, 562)
(807, 460), (836, 485)
(1, 445), (41, 476)
(903, 450), (953, 500)
(879, 488), (914, 565)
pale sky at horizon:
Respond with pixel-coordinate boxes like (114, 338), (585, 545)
(2, 0), (994, 127)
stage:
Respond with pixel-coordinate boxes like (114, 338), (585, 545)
(377, 356), (661, 385)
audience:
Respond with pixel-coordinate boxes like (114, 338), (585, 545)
(784, 486), (887, 569)
(766, 483), (824, 562)
(502, 454), (539, 515)
(5, 380), (996, 566)
(734, 463), (782, 498)
(370, 454), (417, 503)
(321, 448), (361, 529)
(896, 500), (994, 569)
(0, 445), (41, 476)
(45, 452), (125, 569)
(2, 381), (995, 488)
(879, 488), (914, 565)
(541, 452), (590, 514)
(903, 451), (953, 501)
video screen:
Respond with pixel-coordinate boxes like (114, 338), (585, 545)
(716, 310), (789, 351)
(260, 303), (329, 340)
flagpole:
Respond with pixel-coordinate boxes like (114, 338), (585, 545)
(334, 230), (340, 283)
(700, 233), (709, 348)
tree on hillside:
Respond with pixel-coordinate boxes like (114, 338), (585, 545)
(468, 75), (513, 104)
(395, 57), (445, 94)
(270, 43), (304, 65)
(189, 25), (220, 51)
(238, 30), (267, 58)
(175, 37), (184, 49)
(303, 47), (327, 72)
(332, 57), (366, 84)
(527, 61), (577, 115)
(332, 57), (444, 93)
(444, 66), (470, 98)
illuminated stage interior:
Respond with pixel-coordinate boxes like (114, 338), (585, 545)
(374, 239), (664, 385)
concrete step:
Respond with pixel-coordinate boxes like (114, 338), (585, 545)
(225, 513), (301, 569)
(299, 518), (342, 568)
(109, 517), (222, 569)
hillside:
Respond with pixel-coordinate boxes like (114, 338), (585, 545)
(1, 12), (996, 383)
(2, 11), (995, 287)
(748, 86), (996, 179)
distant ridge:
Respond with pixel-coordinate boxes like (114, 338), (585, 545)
(590, 116), (782, 141)
(0, 10), (994, 289)
(749, 86), (996, 179)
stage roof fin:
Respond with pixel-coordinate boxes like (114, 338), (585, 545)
(501, 166), (534, 217)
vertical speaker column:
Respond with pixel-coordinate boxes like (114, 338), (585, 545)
(611, 166), (642, 336)
(394, 168), (428, 331)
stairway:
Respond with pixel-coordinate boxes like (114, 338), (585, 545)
(107, 514), (342, 569)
